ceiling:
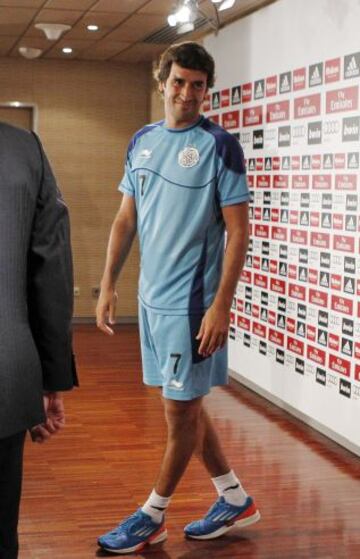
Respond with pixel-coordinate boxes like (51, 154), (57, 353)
(0, 0), (275, 63)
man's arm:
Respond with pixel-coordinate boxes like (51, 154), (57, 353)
(28, 134), (78, 390)
(96, 193), (137, 335)
(197, 202), (249, 356)
(28, 134), (78, 443)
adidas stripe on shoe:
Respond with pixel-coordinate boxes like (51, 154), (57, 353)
(184, 496), (260, 540)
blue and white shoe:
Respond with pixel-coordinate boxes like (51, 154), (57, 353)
(184, 496), (260, 540)
(98, 509), (167, 554)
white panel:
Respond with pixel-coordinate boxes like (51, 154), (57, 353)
(204, 0), (360, 454)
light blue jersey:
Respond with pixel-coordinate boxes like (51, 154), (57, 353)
(119, 115), (249, 315)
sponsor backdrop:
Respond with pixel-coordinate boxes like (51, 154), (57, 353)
(204, 0), (360, 454)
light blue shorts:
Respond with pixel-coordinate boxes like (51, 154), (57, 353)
(138, 303), (228, 401)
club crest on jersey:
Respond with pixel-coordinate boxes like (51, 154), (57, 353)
(178, 146), (200, 168)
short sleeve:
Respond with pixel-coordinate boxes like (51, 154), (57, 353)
(216, 134), (249, 207)
(118, 141), (136, 197)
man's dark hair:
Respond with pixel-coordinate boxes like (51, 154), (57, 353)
(155, 42), (215, 89)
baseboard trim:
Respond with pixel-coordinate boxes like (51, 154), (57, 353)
(229, 369), (360, 458)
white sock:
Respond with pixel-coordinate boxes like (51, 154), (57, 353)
(211, 470), (248, 506)
(141, 489), (171, 523)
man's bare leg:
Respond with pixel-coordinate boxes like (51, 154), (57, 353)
(154, 397), (203, 497)
(194, 406), (230, 477)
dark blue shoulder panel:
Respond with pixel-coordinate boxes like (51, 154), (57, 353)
(200, 118), (245, 174)
(126, 121), (164, 161)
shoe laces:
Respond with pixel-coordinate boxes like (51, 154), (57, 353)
(113, 510), (145, 534)
(206, 497), (227, 519)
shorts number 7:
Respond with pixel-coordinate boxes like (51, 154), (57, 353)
(170, 353), (181, 375)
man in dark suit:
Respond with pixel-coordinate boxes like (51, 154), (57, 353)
(0, 122), (78, 559)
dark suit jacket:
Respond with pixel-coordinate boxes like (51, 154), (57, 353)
(0, 122), (78, 439)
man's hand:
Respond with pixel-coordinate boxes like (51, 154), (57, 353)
(196, 304), (230, 357)
(31, 392), (65, 444)
(96, 288), (118, 335)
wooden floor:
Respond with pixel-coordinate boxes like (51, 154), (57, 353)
(19, 325), (360, 559)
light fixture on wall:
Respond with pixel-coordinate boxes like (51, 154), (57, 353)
(167, 0), (236, 33)
(18, 46), (43, 59)
(62, 47), (73, 55)
(87, 24), (99, 32)
(35, 23), (71, 40)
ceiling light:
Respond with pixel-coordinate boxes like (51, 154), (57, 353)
(87, 24), (99, 31)
(219, 0), (235, 10)
(176, 5), (192, 23)
(35, 23), (71, 41)
(62, 47), (73, 54)
(167, 0), (237, 33)
(177, 22), (195, 34)
(167, 14), (177, 27)
(18, 46), (42, 59)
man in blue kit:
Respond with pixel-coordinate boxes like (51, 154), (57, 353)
(96, 42), (260, 554)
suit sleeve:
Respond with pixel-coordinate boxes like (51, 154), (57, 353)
(27, 133), (78, 391)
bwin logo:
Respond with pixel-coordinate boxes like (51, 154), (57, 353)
(339, 379), (351, 398)
(297, 304), (307, 320)
(244, 334), (251, 347)
(276, 349), (285, 364)
(318, 310), (328, 327)
(344, 257), (355, 274)
(295, 359), (305, 375)
(316, 368), (326, 386)
(322, 194), (332, 209)
(320, 252), (331, 268)
(346, 194), (358, 211)
(342, 117), (360, 141)
(308, 122), (322, 144)
(259, 341), (267, 355)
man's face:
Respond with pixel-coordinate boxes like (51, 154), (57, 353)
(160, 62), (208, 128)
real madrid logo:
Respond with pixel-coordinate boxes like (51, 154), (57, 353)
(178, 146), (200, 168)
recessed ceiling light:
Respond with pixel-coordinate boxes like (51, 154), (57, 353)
(62, 47), (73, 54)
(87, 24), (99, 31)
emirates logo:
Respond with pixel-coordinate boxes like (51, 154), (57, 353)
(178, 146), (200, 168)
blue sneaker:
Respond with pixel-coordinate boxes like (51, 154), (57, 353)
(98, 509), (167, 554)
(184, 496), (260, 540)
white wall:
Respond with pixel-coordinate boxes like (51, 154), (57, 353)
(204, 0), (360, 455)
